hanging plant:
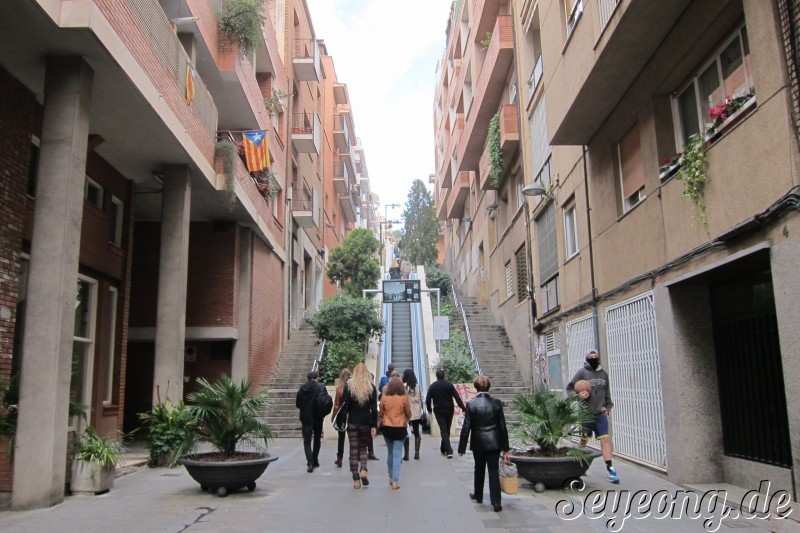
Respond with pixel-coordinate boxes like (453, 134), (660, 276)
(488, 112), (503, 188)
(480, 32), (492, 51)
(215, 140), (238, 210)
(219, 0), (265, 57)
(253, 170), (280, 200)
(264, 89), (287, 117)
(675, 133), (708, 224)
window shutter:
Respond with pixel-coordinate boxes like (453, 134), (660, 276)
(619, 124), (644, 199)
(536, 203), (558, 281)
(515, 246), (528, 302)
(530, 96), (549, 176)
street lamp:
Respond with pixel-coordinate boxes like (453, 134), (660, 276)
(381, 203), (400, 265)
(521, 185), (543, 388)
(379, 220), (400, 247)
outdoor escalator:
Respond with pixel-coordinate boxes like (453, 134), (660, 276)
(390, 303), (413, 374)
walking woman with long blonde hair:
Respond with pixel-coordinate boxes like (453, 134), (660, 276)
(339, 362), (378, 489)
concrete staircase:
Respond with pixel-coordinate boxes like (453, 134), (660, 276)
(454, 296), (528, 423)
(263, 323), (320, 438)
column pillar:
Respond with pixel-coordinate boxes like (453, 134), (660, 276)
(13, 57), (93, 509)
(231, 227), (252, 382)
(152, 165), (191, 404)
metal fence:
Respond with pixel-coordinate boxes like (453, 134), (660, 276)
(605, 291), (667, 470)
(597, 0), (621, 33)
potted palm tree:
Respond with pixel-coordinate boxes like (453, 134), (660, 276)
(71, 427), (126, 494)
(509, 386), (601, 492)
(175, 375), (278, 497)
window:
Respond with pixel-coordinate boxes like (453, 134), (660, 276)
(505, 261), (514, 299)
(536, 203), (560, 313)
(674, 25), (753, 145)
(110, 196), (124, 246)
(103, 287), (118, 404)
(564, 202), (578, 258)
(28, 136), (40, 197)
(565, 0), (584, 35)
(545, 331), (563, 391)
(72, 277), (96, 429)
(515, 246), (528, 303)
(85, 177), (104, 208)
(617, 123), (645, 212)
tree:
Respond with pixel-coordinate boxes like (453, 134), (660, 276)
(399, 179), (439, 267)
(309, 295), (385, 345)
(326, 228), (381, 297)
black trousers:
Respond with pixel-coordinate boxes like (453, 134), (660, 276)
(434, 411), (454, 454)
(472, 449), (502, 505)
(302, 418), (323, 466)
(337, 428), (347, 457)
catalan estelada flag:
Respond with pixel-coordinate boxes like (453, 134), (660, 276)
(242, 130), (270, 172)
(185, 61), (195, 105)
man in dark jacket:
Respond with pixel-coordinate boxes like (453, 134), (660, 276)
(296, 371), (326, 473)
(425, 369), (466, 458)
(458, 375), (510, 512)
(566, 349), (619, 483)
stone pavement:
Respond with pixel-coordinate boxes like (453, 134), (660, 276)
(0, 437), (796, 533)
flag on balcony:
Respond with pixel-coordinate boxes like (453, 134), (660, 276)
(242, 130), (270, 172)
(185, 61), (196, 105)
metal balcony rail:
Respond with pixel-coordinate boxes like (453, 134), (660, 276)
(294, 38), (314, 58)
(598, 0), (621, 32)
(529, 55), (543, 94)
(292, 196), (314, 211)
(292, 112), (314, 134)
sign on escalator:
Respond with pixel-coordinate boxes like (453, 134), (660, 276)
(382, 280), (421, 303)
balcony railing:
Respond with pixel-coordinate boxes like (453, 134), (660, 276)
(528, 55), (543, 98)
(293, 38), (321, 82)
(291, 111), (321, 154)
(333, 162), (351, 194)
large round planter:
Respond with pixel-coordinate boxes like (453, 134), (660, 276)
(510, 448), (601, 491)
(178, 453), (279, 497)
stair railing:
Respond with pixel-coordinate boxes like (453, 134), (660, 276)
(310, 339), (327, 373)
(452, 286), (482, 376)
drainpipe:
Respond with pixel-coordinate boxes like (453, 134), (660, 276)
(582, 145), (600, 347)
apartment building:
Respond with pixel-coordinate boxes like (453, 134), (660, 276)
(0, 0), (368, 509)
(438, 0), (799, 497)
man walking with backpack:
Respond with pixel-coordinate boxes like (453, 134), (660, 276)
(296, 370), (332, 472)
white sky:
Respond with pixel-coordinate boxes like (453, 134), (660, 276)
(304, 0), (453, 223)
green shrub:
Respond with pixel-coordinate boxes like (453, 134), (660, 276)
(309, 295), (385, 344)
(219, 0), (265, 57)
(434, 330), (477, 384)
(320, 339), (364, 385)
(137, 401), (194, 467)
(426, 266), (452, 297)
(73, 427), (126, 469)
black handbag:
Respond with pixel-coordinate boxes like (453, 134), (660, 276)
(332, 401), (348, 432)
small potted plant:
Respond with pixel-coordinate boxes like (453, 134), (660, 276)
(71, 427), (126, 494)
(658, 151), (682, 180)
(175, 375), (278, 497)
(137, 400), (193, 467)
(508, 386), (601, 492)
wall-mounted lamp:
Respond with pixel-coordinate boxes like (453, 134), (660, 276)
(521, 182), (553, 199)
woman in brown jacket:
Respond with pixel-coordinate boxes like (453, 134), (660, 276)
(333, 368), (351, 468)
(379, 377), (412, 489)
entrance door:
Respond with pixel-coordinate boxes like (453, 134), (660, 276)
(710, 270), (792, 467)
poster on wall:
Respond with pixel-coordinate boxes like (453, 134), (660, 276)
(382, 280), (421, 303)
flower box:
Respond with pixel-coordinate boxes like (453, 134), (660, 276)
(659, 161), (681, 181)
(705, 93), (756, 140)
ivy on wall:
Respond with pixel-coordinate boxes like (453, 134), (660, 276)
(488, 112), (503, 188)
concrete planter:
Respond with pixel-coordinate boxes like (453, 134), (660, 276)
(509, 447), (601, 492)
(70, 459), (115, 495)
(178, 453), (278, 497)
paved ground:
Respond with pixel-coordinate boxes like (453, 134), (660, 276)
(0, 437), (796, 532)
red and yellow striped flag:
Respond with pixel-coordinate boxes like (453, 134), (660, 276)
(242, 130), (270, 172)
(185, 61), (195, 105)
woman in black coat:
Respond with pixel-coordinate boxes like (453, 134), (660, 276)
(457, 375), (510, 512)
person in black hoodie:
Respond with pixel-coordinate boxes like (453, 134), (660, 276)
(566, 349), (619, 483)
(458, 375), (510, 512)
(425, 369), (466, 458)
(296, 370), (326, 473)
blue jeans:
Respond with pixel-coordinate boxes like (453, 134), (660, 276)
(383, 435), (405, 483)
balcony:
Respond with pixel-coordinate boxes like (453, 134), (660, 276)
(333, 115), (350, 149)
(550, 0), (693, 144)
(437, 188), (451, 221)
(291, 111), (321, 154)
(338, 147), (355, 177)
(478, 142), (495, 190)
(292, 191), (317, 228)
(293, 38), (321, 82)
(339, 192), (357, 222)
(499, 104), (519, 155)
(333, 162), (352, 194)
(333, 83), (349, 105)
(447, 171), (472, 219)
(456, 15), (513, 170)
